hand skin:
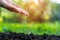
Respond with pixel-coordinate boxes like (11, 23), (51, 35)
(0, 0), (29, 16)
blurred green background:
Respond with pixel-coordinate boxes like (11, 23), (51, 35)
(0, 0), (60, 35)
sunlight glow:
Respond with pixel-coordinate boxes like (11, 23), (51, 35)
(23, 0), (39, 5)
(34, 0), (39, 5)
(51, 0), (60, 4)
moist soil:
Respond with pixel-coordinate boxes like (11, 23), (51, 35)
(0, 32), (60, 40)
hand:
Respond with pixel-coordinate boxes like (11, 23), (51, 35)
(0, 0), (29, 16)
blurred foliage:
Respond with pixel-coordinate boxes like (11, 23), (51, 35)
(0, 0), (60, 23)
(1, 0), (52, 23)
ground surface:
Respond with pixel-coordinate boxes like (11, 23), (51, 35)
(0, 32), (60, 40)
(0, 22), (60, 40)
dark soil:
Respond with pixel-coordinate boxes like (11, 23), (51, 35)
(0, 32), (60, 40)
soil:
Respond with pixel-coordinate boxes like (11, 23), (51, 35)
(0, 32), (60, 40)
